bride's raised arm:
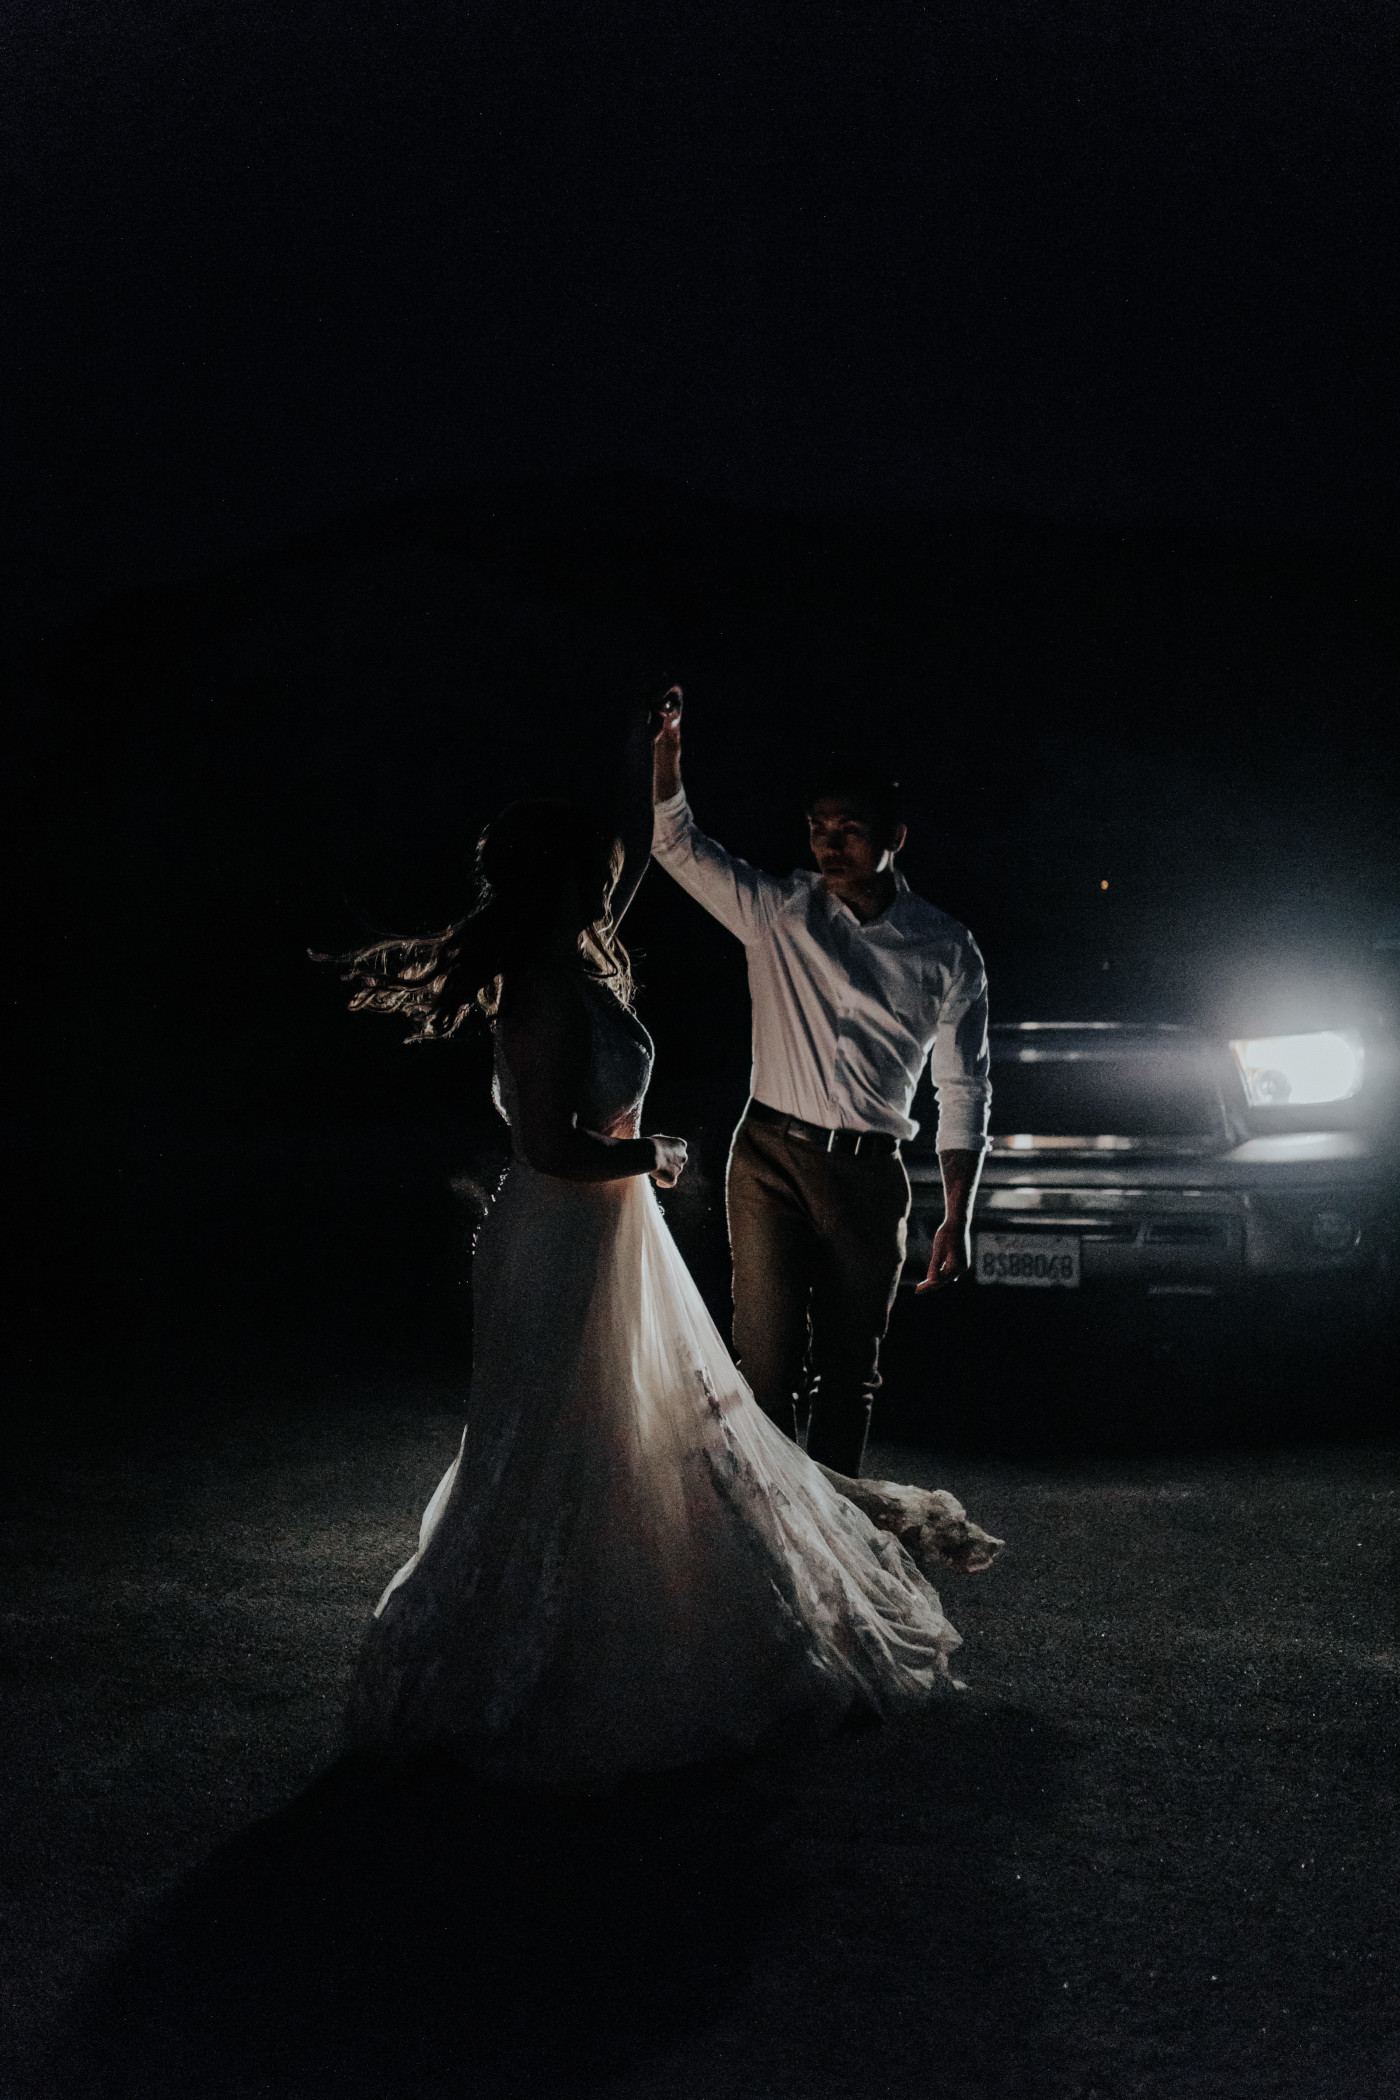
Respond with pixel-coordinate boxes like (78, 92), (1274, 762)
(499, 965), (687, 1187)
(604, 684), (681, 928)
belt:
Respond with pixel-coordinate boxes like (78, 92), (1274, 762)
(745, 1098), (901, 1158)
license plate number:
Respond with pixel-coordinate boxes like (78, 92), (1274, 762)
(975, 1233), (1080, 1287)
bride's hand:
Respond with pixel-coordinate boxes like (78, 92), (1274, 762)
(650, 686), (683, 803)
(649, 685), (682, 746)
(647, 1135), (688, 1188)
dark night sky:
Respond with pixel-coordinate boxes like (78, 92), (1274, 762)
(2, 0), (1398, 1404)
(5, 0), (1400, 630)
(7, 0), (1400, 1348)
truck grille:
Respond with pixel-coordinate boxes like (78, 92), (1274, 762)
(1142, 1221), (1232, 1248)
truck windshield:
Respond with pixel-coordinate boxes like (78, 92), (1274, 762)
(989, 1049), (1221, 1139)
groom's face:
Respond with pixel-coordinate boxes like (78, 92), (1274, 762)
(807, 795), (904, 884)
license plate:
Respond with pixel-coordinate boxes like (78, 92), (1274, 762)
(975, 1232), (1080, 1288)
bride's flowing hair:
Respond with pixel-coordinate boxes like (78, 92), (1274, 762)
(321, 799), (634, 1041)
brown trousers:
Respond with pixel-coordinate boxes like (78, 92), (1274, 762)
(725, 1110), (911, 1478)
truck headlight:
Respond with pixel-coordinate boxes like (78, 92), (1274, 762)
(1228, 1030), (1364, 1108)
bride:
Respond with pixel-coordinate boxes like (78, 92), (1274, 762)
(330, 731), (1000, 1794)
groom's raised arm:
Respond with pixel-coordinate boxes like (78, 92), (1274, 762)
(650, 690), (781, 942)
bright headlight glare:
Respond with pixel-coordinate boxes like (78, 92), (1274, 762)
(1229, 1030), (1364, 1108)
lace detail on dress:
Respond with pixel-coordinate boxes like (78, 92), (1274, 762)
(492, 974), (653, 1155)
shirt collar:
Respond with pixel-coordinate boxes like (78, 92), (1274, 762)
(822, 866), (911, 931)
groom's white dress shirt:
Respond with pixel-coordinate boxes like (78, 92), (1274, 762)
(652, 791), (991, 1150)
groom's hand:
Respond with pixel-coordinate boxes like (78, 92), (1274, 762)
(915, 1217), (971, 1293)
(649, 683), (682, 737)
(627, 682), (676, 759)
(651, 686), (683, 802)
(917, 1148), (982, 1294)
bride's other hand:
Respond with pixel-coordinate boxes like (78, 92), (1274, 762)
(647, 1135), (688, 1187)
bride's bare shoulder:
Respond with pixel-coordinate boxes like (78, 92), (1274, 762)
(496, 960), (588, 1053)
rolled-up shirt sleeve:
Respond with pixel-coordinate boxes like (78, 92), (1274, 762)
(651, 791), (780, 942)
(928, 941), (992, 1153)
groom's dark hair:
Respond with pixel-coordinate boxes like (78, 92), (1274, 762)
(804, 760), (904, 842)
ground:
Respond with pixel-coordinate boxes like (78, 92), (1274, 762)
(3, 1368), (1398, 2099)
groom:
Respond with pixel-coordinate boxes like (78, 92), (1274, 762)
(650, 691), (991, 1479)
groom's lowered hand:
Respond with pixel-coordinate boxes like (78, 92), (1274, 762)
(915, 1146), (982, 1293)
(915, 1216), (972, 1293)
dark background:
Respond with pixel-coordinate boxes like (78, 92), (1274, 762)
(5, 0), (1399, 1424)
(6, 0), (1400, 623)
(5, 18), (1400, 2095)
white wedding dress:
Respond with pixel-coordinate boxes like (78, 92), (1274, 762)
(347, 976), (969, 1792)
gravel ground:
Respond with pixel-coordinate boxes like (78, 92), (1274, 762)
(3, 1371), (1398, 2100)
